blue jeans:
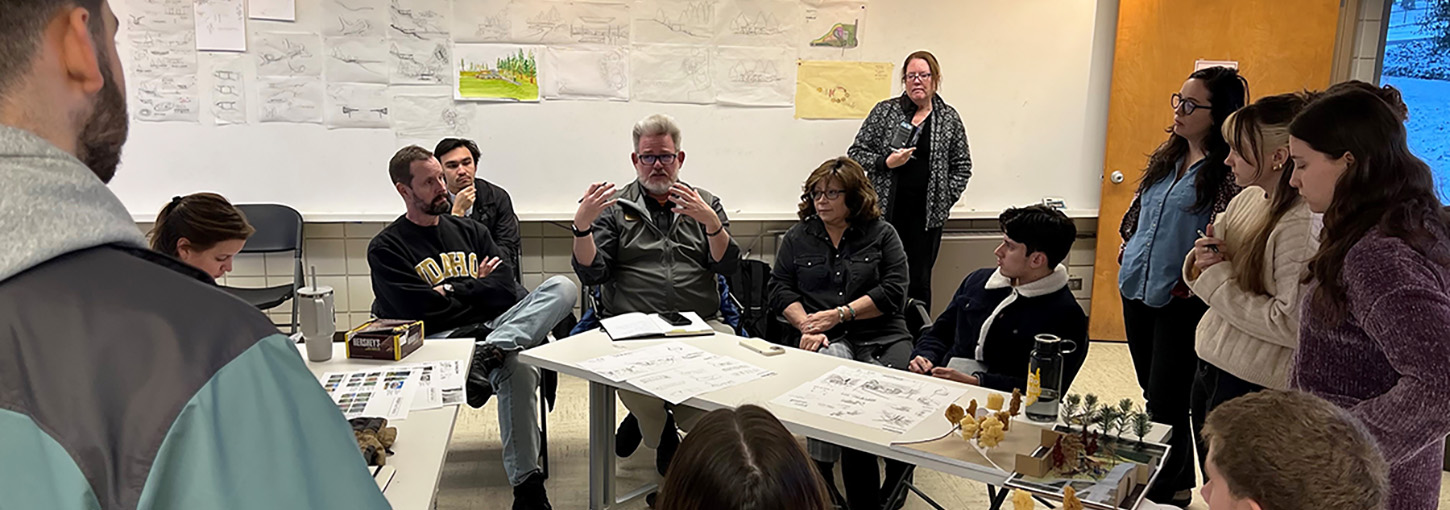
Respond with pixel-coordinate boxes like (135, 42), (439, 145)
(482, 276), (578, 486)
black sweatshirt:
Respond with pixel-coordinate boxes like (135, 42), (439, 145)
(367, 214), (526, 334)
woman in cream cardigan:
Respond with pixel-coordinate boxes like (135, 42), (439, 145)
(1182, 93), (1314, 482)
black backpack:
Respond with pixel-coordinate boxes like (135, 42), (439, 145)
(728, 259), (782, 343)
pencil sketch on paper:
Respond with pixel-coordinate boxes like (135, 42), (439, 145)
(388, 38), (450, 84)
(390, 95), (472, 139)
(193, 0), (247, 52)
(543, 46), (628, 101)
(454, 1), (628, 45)
(127, 30), (199, 76)
(326, 84), (390, 129)
(135, 74), (200, 122)
(633, 0), (716, 44)
(389, 0), (449, 40)
(712, 46), (795, 106)
(257, 77), (324, 123)
(253, 32), (323, 77)
(210, 57), (246, 124)
(325, 0), (389, 37)
(772, 366), (966, 435)
(631, 44), (712, 104)
(326, 37), (389, 83)
(712, 0), (798, 47)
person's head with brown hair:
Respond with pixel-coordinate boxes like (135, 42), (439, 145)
(149, 192), (255, 279)
(390, 145), (451, 220)
(656, 405), (831, 510)
(901, 50), (941, 107)
(1220, 92), (1309, 295)
(1289, 88), (1448, 320)
(1200, 390), (1387, 510)
(797, 156), (882, 225)
(1323, 80), (1409, 122)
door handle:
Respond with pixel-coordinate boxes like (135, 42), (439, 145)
(1110, 171), (1125, 184)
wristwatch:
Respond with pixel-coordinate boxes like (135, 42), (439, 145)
(571, 223), (593, 237)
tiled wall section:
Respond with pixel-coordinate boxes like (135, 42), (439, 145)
(136, 218), (1099, 332)
(1349, 0), (1389, 82)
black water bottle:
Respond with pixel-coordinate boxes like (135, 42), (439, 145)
(1026, 334), (1078, 422)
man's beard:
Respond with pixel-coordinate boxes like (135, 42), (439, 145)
(639, 176), (674, 196)
(420, 194), (451, 215)
(76, 62), (129, 183)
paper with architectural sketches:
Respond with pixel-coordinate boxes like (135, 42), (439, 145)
(257, 77), (324, 123)
(773, 366), (966, 434)
(713, 45), (795, 106)
(326, 36), (390, 83)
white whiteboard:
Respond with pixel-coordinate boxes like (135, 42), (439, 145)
(110, 0), (1117, 221)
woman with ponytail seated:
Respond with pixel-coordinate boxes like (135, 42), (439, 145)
(148, 192), (255, 280)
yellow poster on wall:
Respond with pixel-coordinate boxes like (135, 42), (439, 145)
(794, 60), (894, 120)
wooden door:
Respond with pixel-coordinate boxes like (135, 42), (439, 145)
(1088, 0), (1342, 341)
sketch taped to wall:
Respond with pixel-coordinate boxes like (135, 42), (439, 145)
(631, 44), (713, 104)
(543, 46), (629, 101)
(326, 83), (391, 129)
(454, 44), (542, 101)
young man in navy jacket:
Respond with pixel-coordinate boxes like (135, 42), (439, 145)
(908, 205), (1089, 393)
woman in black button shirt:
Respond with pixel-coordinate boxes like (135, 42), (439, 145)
(770, 156), (911, 510)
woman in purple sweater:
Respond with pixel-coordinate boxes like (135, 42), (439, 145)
(1288, 88), (1450, 510)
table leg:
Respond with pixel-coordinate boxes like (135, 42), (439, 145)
(589, 381), (617, 510)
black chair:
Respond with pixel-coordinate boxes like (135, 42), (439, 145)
(221, 204), (303, 333)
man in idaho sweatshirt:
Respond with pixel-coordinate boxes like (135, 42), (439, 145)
(908, 205), (1089, 393)
(0, 1), (388, 508)
(367, 145), (577, 510)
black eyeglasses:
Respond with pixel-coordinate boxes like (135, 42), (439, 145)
(804, 189), (846, 201)
(905, 72), (933, 82)
(638, 153), (678, 165)
(1171, 93), (1212, 115)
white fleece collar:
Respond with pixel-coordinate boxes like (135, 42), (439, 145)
(974, 265), (1070, 360)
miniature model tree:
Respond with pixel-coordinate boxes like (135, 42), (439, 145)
(1117, 398), (1134, 417)
(1009, 388), (1024, 416)
(946, 403), (966, 424)
(1132, 409), (1153, 446)
(1013, 489), (1035, 510)
(1062, 485), (1084, 510)
(1081, 393), (1100, 423)
(1061, 394), (1082, 430)
(961, 416), (980, 441)
(966, 399), (979, 419)
(979, 414), (1006, 447)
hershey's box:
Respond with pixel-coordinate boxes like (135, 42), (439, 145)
(345, 319), (424, 361)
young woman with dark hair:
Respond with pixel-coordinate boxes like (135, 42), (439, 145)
(1288, 88), (1450, 510)
(1117, 66), (1248, 506)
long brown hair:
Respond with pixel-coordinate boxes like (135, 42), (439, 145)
(901, 50), (941, 87)
(1138, 66), (1249, 213)
(797, 156), (882, 223)
(656, 405), (831, 510)
(149, 193), (255, 256)
(1291, 89), (1450, 319)
(1222, 93), (1308, 294)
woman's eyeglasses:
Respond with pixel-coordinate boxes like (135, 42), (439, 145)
(1171, 93), (1212, 115)
(804, 189), (846, 201)
(905, 72), (933, 82)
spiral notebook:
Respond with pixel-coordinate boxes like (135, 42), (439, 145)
(600, 312), (715, 340)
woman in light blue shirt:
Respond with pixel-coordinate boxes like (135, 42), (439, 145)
(1117, 66), (1247, 507)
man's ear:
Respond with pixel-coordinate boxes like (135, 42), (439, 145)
(675, 150), (686, 166)
(1246, 499), (1264, 510)
(59, 7), (106, 94)
(395, 182), (409, 199)
(1029, 251), (1048, 269)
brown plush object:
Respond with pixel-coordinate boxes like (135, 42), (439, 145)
(966, 399), (978, 418)
(945, 403), (966, 424)
(350, 417), (399, 466)
(1009, 389), (1023, 416)
(1062, 486), (1083, 510)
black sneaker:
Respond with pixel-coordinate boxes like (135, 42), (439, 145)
(466, 344), (506, 409)
(616, 413), (643, 457)
(656, 412), (680, 476)
(511, 472), (552, 510)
